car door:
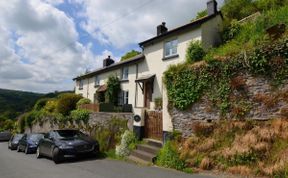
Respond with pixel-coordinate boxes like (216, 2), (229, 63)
(41, 132), (55, 157)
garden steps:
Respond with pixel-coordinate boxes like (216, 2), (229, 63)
(128, 139), (162, 164)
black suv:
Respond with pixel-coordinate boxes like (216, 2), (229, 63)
(37, 129), (99, 163)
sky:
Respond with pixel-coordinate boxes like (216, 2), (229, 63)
(0, 0), (224, 93)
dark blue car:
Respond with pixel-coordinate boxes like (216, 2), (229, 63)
(17, 133), (44, 154)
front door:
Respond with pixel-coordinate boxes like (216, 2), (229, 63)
(144, 82), (152, 109)
(144, 111), (163, 140)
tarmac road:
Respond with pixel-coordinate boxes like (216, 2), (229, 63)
(0, 142), (219, 178)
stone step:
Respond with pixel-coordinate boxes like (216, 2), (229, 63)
(137, 144), (160, 155)
(145, 139), (163, 148)
(127, 155), (150, 166)
(130, 149), (156, 162)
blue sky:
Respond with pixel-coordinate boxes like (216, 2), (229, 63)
(0, 0), (224, 93)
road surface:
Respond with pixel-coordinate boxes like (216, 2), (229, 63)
(0, 142), (219, 178)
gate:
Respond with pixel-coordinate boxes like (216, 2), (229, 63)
(144, 111), (163, 140)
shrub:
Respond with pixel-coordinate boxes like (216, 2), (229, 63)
(70, 109), (90, 123)
(222, 20), (241, 42)
(56, 93), (82, 116)
(105, 75), (121, 106)
(33, 98), (50, 111)
(92, 117), (128, 152)
(186, 41), (205, 63)
(44, 99), (58, 113)
(76, 98), (91, 109)
(115, 130), (137, 157)
(154, 97), (163, 110)
(156, 141), (186, 170)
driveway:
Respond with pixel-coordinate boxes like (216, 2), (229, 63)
(0, 142), (220, 178)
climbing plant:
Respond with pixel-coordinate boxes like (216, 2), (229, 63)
(106, 75), (121, 106)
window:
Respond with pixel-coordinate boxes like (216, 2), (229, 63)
(123, 91), (129, 104)
(95, 76), (100, 86)
(121, 67), (129, 80)
(164, 39), (178, 57)
(79, 80), (83, 90)
(118, 90), (129, 105)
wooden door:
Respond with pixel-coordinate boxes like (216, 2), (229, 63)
(144, 82), (152, 109)
(144, 111), (162, 140)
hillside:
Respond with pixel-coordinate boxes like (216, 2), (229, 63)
(0, 88), (44, 120)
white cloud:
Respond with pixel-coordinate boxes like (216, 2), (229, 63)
(76, 0), (224, 48)
(0, 0), (101, 92)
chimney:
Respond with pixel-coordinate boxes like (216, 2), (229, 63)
(157, 22), (168, 36)
(103, 55), (114, 67)
(207, 0), (218, 16)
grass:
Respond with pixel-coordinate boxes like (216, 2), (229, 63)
(205, 5), (288, 60)
(176, 119), (288, 177)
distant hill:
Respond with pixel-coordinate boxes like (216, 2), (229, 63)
(0, 88), (44, 120)
(0, 88), (74, 121)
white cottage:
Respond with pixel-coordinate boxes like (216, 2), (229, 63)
(73, 0), (223, 141)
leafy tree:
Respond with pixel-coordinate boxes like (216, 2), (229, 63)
(120, 50), (141, 61)
(105, 75), (121, 105)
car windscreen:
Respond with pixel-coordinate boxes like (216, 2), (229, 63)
(13, 134), (23, 141)
(28, 134), (44, 141)
(54, 130), (84, 139)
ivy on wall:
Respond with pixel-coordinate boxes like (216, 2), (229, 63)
(164, 37), (288, 113)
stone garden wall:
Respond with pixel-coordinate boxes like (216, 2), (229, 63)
(172, 73), (288, 137)
(25, 112), (133, 134)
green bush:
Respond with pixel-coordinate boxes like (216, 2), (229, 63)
(222, 20), (241, 42)
(70, 109), (90, 123)
(33, 98), (50, 111)
(56, 93), (82, 116)
(156, 141), (186, 170)
(43, 99), (58, 113)
(186, 41), (205, 63)
(92, 117), (128, 152)
(105, 75), (121, 106)
(76, 98), (91, 109)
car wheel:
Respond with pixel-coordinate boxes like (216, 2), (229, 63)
(25, 145), (29, 154)
(36, 147), (42, 159)
(52, 147), (62, 164)
(17, 145), (21, 152)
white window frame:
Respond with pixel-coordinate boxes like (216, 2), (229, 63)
(95, 76), (100, 86)
(164, 39), (178, 58)
(118, 90), (129, 105)
(123, 91), (129, 105)
(121, 66), (129, 80)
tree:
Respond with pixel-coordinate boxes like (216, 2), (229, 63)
(105, 75), (121, 105)
(121, 50), (141, 61)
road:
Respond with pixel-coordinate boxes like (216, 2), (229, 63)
(0, 142), (219, 178)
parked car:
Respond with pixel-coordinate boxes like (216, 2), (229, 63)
(8, 134), (24, 150)
(17, 133), (44, 154)
(37, 129), (99, 163)
(0, 131), (12, 142)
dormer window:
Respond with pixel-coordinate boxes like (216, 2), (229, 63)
(95, 76), (100, 87)
(164, 39), (178, 58)
(121, 66), (129, 80)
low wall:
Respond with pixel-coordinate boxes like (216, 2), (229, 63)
(25, 112), (133, 134)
